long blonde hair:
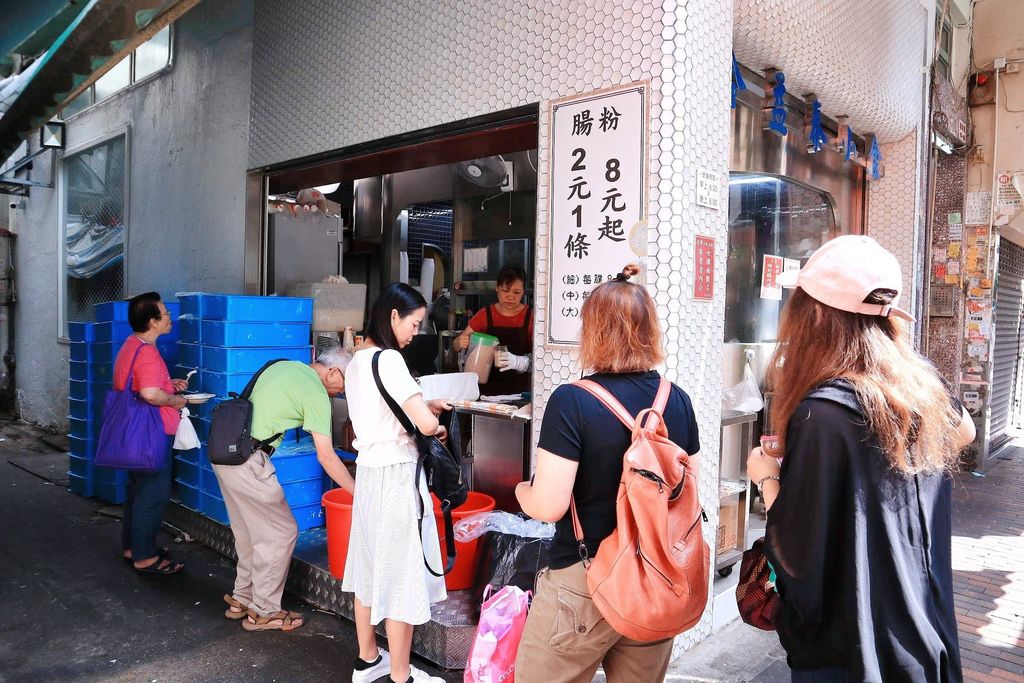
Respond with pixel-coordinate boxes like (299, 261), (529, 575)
(769, 288), (961, 474)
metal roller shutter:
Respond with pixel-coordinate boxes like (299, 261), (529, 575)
(988, 238), (1024, 463)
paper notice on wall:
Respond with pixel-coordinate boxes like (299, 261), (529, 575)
(464, 247), (489, 273)
(947, 261), (960, 275)
(947, 212), (962, 226)
(783, 258), (800, 274)
(967, 341), (989, 361)
(947, 243), (961, 259)
(948, 223), (963, 240)
(760, 254), (784, 300)
(996, 172), (1023, 224)
(964, 192), (992, 225)
(963, 390), (983, 415)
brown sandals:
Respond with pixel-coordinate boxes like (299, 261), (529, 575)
(223, 594), (248, 620)
(241, 608), (305, 632)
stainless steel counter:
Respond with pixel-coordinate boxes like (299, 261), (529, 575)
(456, 405), (531, 512)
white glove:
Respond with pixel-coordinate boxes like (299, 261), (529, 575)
(495, 350), (530, 373)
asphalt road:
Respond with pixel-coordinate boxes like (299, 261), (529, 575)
(0, 423), (460, 683)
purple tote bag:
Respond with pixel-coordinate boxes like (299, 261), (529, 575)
(95, 343), (169, 472)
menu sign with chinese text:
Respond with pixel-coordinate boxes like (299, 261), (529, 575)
(760, 254), (784, 300)
(547, 82), (650, 345)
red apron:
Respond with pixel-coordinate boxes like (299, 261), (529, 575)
(478, 305), (532, 396)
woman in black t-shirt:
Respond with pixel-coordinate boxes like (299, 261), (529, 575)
(746, 236), (976, 683)
(514, 264), (700, 683)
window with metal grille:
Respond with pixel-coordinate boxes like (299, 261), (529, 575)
(936, 15), (953, 81)
(60, 135), (127, 337)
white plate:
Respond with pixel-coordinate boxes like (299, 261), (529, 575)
(183, 392), (215, 404)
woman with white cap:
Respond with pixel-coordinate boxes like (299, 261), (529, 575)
(746, 235), (975, 683)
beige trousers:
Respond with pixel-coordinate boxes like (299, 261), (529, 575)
(212, 450), (298, 617)
(515, 562), (674, 683)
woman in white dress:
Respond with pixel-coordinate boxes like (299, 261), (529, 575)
(343, 282), (451, 683)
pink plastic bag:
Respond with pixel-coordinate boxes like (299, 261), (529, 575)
(464, 585), (531, 683)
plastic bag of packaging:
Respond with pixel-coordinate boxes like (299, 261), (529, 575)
(454, 511), (555, 543)
(464, 585), (531, 683)
(722, 362), (764, 413)
(472, 532), (553, 612)
(173, 407), (201, 450)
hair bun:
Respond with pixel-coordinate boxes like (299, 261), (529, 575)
(620, 264), (640, 278)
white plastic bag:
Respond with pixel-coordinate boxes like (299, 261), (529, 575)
(722, 363), (764, 413)
(173, 407), (201, 450)
(454, 511), (555, 543)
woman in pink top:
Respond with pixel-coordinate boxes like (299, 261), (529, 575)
(112, 292), (188, 575)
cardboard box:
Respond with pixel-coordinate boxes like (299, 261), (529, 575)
(717, 501), (739, 554)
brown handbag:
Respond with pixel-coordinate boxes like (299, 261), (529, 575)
(569, 379), (711, 642)
(735, 537), (782, 630)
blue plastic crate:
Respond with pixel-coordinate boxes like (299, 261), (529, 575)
(68, 472), (95, 497)
(272, 452), (321, 483)
(178, 343), (202, 369)
(174, 480), (201, 510)
(95, 321), (133, 344)
(281, 478), (327, 507)
(166, 302), (180, 318)
(173, 455), (202, 488)
(158, 341), (180, 366)
(68, 453), (94, 478)
(202, 346), (313, 373)
(68, 322), (96, 343)
(203, 295), (313, 323)
(94, 467), (128, 504)
(200, 370), (252, 397)
(68, 379), (87, 401)
(177, 294), (207, 319)
(68, 398), (96, 422)
(95, 301), (129, 322)
(201, 320), (311, 348)
(201, 491), (230, 525)
(176, 447), (199, 464)
(67, 416), (95, 440)
(92, 342), (115, 363)
(190, 415), (210, 442)
(177, 318), (202, 344)
(69, 361), (114, 383)
(291, 502), (326, 531)
(69, 342), (94, 363)
(195, 397), (226, 421)
(68, 435), (95, 459)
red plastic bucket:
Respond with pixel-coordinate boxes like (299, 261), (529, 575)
(433, 491), (496, 590)
(322, 488), (354, 579)
(322, 488), (496, 589)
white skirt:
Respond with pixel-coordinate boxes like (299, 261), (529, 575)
(341, 460), (448, 625)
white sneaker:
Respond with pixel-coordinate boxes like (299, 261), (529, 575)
(408, 664), (446, 682)
(351, 648), (391, 682)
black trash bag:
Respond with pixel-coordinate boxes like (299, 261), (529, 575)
(471, 528), (553, 618)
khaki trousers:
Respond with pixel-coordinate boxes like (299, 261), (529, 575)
(515, 562), (674, 683)
(212, 450), (298, 617)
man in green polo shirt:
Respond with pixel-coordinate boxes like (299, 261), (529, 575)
(212, 347), (355, 633)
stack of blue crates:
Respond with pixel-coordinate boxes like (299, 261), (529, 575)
(67, 300), (180, 503)
(173, 294), (330, 530)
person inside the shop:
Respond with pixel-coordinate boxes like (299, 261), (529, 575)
(513, 264), (701, 683)
(115, 292), (189, 575)
(343, 282), (452, 683)
(214, 346), (356, 632)
(454, 264), (533, 395)
(745, 235), (976, 682)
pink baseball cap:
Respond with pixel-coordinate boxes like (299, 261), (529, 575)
(776, 235), (915, 321)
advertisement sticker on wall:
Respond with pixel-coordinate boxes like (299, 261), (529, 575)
(546, 81), (650, 346)
(760, 254), (784, 300)
(693, 235), (715, 300)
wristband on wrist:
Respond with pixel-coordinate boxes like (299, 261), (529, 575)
(756, 475), (781, 491)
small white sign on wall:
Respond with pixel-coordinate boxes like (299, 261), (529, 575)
(695, 169), (721, 210)
(546, 81), (650, 346)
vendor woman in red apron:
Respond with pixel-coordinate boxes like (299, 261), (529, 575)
(454, 265), (533, 396)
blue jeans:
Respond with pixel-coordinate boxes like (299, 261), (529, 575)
(791, 668), (847, 682)
(121, 436), (174, 560)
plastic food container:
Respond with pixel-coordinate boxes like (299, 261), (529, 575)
(464, 332), (499, 384)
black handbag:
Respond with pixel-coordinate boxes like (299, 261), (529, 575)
(371, 350), (468, 576)
(208, 359), (286, 466)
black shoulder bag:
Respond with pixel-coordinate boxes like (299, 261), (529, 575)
(371, 350), (468, 576)
(208, 359), (287, 466)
